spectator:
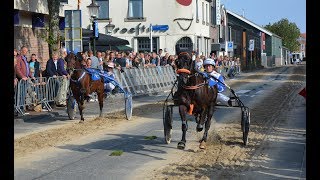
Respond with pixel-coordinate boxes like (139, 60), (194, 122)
(126, 53), (133, 68)
(114, 52), (126, 72)
(28, 54), (41, 78)
(103, 61), (117, 94)
(46, 52), (68, 78)
(150, 52), (160, 67)
(96, 51), (104, 70)
(14, 49), (18, 87)
(45, 52), (69, 107)
(138, 52), (146, 67)
(158, 49), (164, 59)
(15, 46), (33, 113)
(87, 50), (102, 70)
(160, 53), (169, 66)
(194, 55), (204, 72)
(86, 58), (92, 68)
(16, 46), (33, 81)
(144, 53), (151, 67)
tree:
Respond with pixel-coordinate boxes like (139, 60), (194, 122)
(46, 0), (61, 56)
(264, 18), (300, 52)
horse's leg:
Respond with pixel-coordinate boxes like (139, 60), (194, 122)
(177, 105), (188, 149)
(74, 94), (85, 123)
(199, 105), (215, 149)
(196, 108), (206, 132)
(97, 90), (104, 117)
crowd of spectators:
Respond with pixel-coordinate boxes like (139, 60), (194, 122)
(14, 46), (242, 113)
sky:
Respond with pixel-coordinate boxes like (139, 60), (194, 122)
(221, 0), (306, 33)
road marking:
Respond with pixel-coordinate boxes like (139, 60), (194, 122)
(255, 90), (265, 94)
(236, 90), (251, 94)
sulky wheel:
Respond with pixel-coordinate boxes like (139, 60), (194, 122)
(67, 95), (77, 120)
(163, 105), (173, 144)
(125, 93), (133, 120)
(241, 107), (250, 146)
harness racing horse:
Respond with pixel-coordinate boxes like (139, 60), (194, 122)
(173, 52), (218, 149)
(65, 52), (105, 122)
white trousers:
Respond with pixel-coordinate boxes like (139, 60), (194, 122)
(217, 93), (230, 106)
(105, 83), (115, 91)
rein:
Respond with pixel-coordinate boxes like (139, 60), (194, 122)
(182, 83), (207, 90)
(176, 68), (207, 90)
(70, 70), (86, 83)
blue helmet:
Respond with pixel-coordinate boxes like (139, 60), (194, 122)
(203, 58), (215, 66)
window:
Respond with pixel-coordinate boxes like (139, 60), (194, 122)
(128, 0), (143, 18)
(196, 0), (199, 22)
(14, 10), (19, 25)
(176, 36), (193, 54)
(32, 13), (45, 28)
(206, 4), (208, 24)
(59, 17), (65, 30)
(60, 0), (68, 3)
(96, 0), (109, 19)
(211, 6), (215, 24)
(202, 2), (204, 24)
(137, 37), (157, 52)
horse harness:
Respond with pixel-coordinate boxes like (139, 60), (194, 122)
(176, 68), (208, 90)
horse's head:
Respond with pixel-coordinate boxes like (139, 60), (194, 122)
(65, 52), (83, 75)
(175, 52), (193, 85)
(175, 52), (192, 70)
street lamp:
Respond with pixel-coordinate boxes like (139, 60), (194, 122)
(87, 0), (100, 54)
(105, 22), (115, 35)
(105, 22), (115, 50)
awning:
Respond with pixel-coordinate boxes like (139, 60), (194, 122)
(83, 45), (132, 52)
(82, 28), (129, 46)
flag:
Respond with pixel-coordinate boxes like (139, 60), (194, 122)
(298, 87), (306, 99)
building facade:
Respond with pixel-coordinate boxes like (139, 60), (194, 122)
(297, 33), (306, 58)
(14, 0), (66, 67)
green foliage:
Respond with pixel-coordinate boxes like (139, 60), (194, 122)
(46, 0), (62, 55)
(264, 18), (301, 52)
(110, 150), (124, 156)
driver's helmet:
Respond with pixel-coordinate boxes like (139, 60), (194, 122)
(107, 61), (115, 68)
(203, 58), (216, 67)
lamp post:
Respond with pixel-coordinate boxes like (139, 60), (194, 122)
(87, 0), (100, 54)
(105, 22), (115, 50)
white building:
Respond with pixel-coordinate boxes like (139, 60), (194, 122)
(62, 0), (216, 56)
(14, 0), (224, 61)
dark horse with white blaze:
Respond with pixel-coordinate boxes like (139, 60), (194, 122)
(173, 52), (218, 149)
(65, 52), (105, 122)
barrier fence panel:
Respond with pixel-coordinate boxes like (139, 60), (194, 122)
(14, 66), (177, 116)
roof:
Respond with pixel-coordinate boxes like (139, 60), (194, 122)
(226, 9), (275, 37)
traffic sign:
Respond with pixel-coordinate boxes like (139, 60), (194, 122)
(227, 41), (234, 52)
(152, 25), (169, 31)
(249, 39), (255, 51)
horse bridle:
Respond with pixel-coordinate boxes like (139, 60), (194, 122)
(177, 70), (207, 90)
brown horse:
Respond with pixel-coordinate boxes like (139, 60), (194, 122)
(65, 52), (105, 122)
(173, 52), (218, 149)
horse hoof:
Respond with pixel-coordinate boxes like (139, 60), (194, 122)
(79, 120), (84, 123)
(196, 124), (203, 132)
(165, 138), (171, 144)
(177, 141), (186, 149)
(199, 141), (206, 149)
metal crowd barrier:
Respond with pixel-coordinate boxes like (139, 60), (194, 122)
(14, 66), (177, 116)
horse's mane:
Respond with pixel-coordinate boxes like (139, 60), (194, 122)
(66, 52), (85, 69)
